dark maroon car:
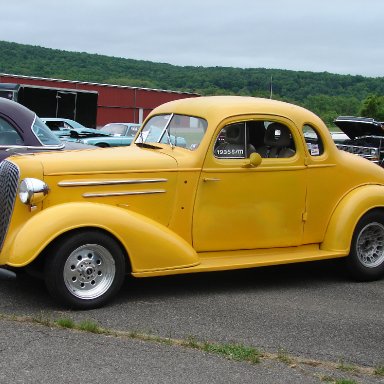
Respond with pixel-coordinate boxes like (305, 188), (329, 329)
(0, 98), (91, 162)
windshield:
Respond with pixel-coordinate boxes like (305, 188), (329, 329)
(136, 114), (207, 150)
(32, 117), (63, 146)
(101, 123), (139, 137)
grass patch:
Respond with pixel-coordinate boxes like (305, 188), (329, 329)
(55, 318), (75, 329)
(180, 337), (261, 364)
(374, 365), (384, 376)
(337, 361), (359, 373)
(321, 378), (357, 384)
(203, 342), (261, 364)
(52, 317), (101, 333)
(78, 320), (102, 334)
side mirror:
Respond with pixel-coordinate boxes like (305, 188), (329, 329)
(242, 152), (262, 168)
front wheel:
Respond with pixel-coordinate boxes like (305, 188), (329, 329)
(347, 210), (384, 281)
(44, 230), (126, 309)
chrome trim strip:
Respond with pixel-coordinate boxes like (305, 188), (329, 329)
(0, 144), (65, 150)
(83, 190), (166, 198)
(59, 178), (168, 187)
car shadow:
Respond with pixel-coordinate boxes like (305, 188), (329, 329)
(116, 258), (348, 303)
(0, 259), (348, 311)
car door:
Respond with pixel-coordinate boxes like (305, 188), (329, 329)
(192, 118), (307, 252)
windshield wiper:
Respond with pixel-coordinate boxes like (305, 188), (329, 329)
(163, 126), (175, 149)
(159, 114), (174, 149)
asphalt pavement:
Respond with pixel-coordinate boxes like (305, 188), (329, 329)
(0, 259), (383, 383)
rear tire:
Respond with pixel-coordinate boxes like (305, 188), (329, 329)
(44, 230), (126, 309)
(347, 210), (384, 281)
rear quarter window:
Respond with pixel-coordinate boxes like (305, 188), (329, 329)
(303, 124), (324, 156)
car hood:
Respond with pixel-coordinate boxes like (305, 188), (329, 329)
(17, 145), (179, 175)
(334, 116), (384, 139)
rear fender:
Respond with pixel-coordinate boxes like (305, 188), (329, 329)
(321, 185), (384, 253)
(7, 202), (199, 272)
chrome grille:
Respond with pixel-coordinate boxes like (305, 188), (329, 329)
(0, 160), (20, 251)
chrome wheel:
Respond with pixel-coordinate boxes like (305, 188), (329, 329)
(63, 244), (116, 300)
(356, 222), (384, 268)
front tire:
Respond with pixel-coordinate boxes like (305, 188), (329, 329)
(347, 210), (384, 281)
(44, 230), (126, 309)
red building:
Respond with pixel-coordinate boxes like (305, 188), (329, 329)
(0, 73), (199, 127)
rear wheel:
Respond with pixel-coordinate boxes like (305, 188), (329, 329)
(44, 230), (126, 309)
(347, 210), (384, 281)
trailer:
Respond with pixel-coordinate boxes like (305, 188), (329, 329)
(0, 83), (98, 128)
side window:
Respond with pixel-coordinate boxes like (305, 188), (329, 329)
(255, 122), (295, 158)
(32, 117), (63, 146)
(303, 124), (324, 156)
(214, 120), (296, 159)
(0, 117), (23, 145)
(214, 122), (247, 158)
(44, 121), (62, 131)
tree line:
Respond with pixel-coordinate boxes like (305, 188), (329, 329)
(1, 40), (383, 125)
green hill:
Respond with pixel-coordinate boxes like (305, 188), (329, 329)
(0, 40), (383, 124)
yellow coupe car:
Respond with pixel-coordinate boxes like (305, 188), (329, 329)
(1, 96), (384, 308)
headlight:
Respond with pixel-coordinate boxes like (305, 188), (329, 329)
(19, 178), (49, 205)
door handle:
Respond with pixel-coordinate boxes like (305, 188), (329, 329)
(203, 178), (221, 182)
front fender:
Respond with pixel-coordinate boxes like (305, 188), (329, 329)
(321, 185), (384, 253)
(7, 202), (199, 272)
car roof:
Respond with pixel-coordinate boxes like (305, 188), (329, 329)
(0, 97), (35, 128)
(151, 96), (322, 129)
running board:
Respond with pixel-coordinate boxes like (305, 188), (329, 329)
(133, 245), (347, 277)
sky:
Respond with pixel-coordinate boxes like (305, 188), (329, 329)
(1, 0), (384, 78)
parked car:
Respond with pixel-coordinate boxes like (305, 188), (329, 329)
(102, 122), (141, 136)
(40, 117), (88, 131)
(330, 131), (349, 143)
(333, 116), (384, 166)
(1, 96), (384, 309)
(41, 117), (110, 140)
(78, 122), (187, 148)
(0, 98), (91, 162)
(78, 122), (141, 147)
